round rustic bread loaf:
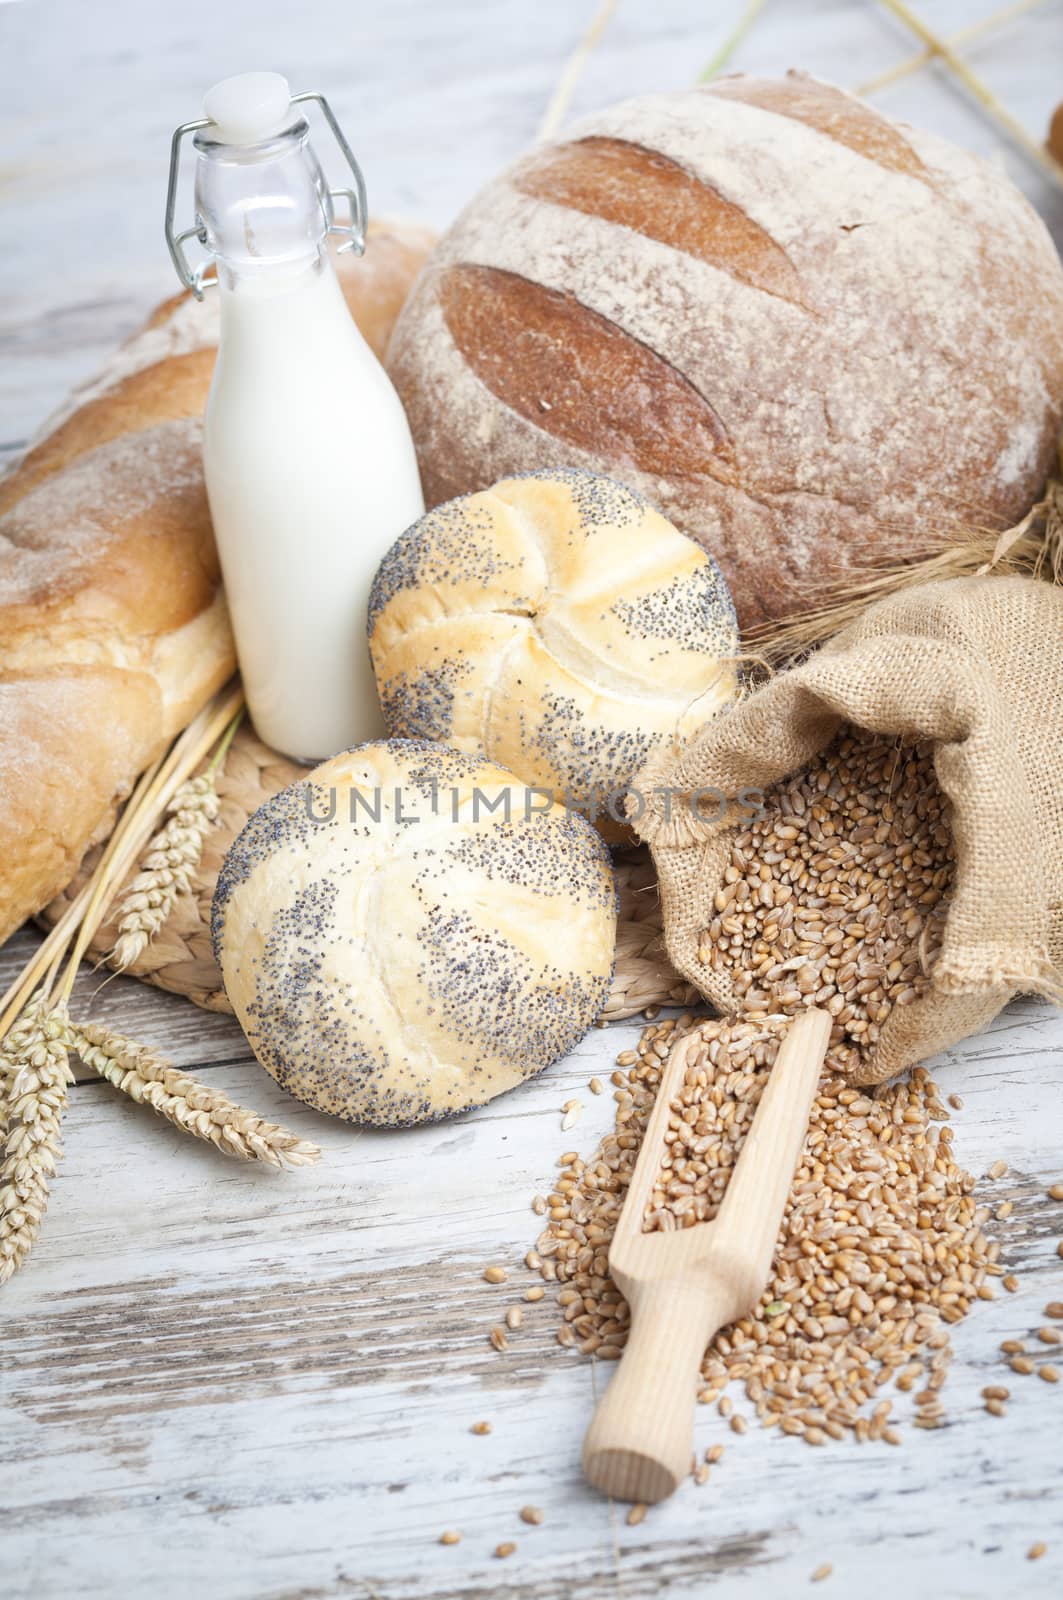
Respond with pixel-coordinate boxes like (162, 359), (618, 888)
(385, 73), (1063, 628)
(368, 471), (739, 824)
(211, 740), (617, 1126)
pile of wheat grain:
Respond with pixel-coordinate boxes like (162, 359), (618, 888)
(700, 727), (954, 1076)
(530, 1013), (1001, 1444)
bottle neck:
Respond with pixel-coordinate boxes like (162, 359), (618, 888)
(193, 116), (332, 292)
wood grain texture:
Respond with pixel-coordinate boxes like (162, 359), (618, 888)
(1, 997), (1062, 1599)
(583, 1011), (830, 1503)
(2, 2), (1063, 1596)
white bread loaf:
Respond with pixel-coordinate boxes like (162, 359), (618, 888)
(385, 74), (1063, 629)
(368, 471), (739, 826)
(0, 221), (435, 947)
(211, 741), (617, 1126)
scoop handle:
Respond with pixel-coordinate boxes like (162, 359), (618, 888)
(582, 1008), (831, 1504)
(582, 1279), (731, 1504)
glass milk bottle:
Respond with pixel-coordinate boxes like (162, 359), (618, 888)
(165, 72), (424, 762)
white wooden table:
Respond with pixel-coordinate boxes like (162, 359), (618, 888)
(2, 3), (1063, 1596)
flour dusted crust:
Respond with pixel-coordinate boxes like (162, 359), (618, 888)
(0, 220), (435, 947)
(368, 471), (739, 819)
(385, 74), (1063, 629)
(211, 740), (617, 1126)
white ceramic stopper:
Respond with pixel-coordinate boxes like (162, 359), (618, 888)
(203, 72), (292, 145)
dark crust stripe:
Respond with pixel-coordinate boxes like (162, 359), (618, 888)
(514, 136), (806, 308)
(706, 75), (930, 182)
(439, 264), (736, 484)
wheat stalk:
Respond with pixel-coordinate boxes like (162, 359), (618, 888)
(0, 684), (245, 1047)
(855, 0), (1049, 96)
(0, 989), (74, 1285)
(53, 686), (245, 1013)
(537, 0), (619, 142)
(876, 0), (1063, 192)
(108, 708), (243, 972)
(109, 775), (222, 971)
(74, 1022), (321, 1169)
(697, 0), (765, 82)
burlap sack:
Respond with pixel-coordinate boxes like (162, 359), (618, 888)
(631, 576), (1063, 1084)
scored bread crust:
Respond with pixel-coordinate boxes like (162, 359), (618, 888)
(0, 220), (436, 947)
(385, 73), (1063, 629)
(212, 740), (617, 1126)
(368, 470), (739, 819)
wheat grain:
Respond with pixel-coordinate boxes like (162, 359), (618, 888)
(109, 774), (221, 971)
(73, 1023), (319, 1168)
(531, 1012), (998, 1445)
(697, 728), (954, 1078)
(0, 990), (74, 1285)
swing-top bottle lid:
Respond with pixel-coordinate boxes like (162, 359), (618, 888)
(203, 71), (293, 145)
(166, 76), (369, 295)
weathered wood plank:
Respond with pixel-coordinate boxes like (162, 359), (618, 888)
(3, 2), (1063, 1596)
(1, 999), (1062, 1599)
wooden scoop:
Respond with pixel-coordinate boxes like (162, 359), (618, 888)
(582, 1006), (831, 1505)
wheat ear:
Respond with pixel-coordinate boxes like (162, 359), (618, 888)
(106, 708), (244, 973)
(109, 774), (221, 971)
(73, 1022), (321, 1169)
(0, 989), (74, 1285)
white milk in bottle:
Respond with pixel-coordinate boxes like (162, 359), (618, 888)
(167, 73), (424, 761)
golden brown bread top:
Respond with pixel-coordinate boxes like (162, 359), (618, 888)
(0, 420), (218, 647)
(437, 265), (736, 487)
(368, 471), (739, 830)
(213, 739), (617, 1126)
(385, 75), (1063, 629)
(0, 350), (216, 517)
(514, 135), (806, 306)
(0, 667), (163, 942)
(706, 73), (930, 179)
